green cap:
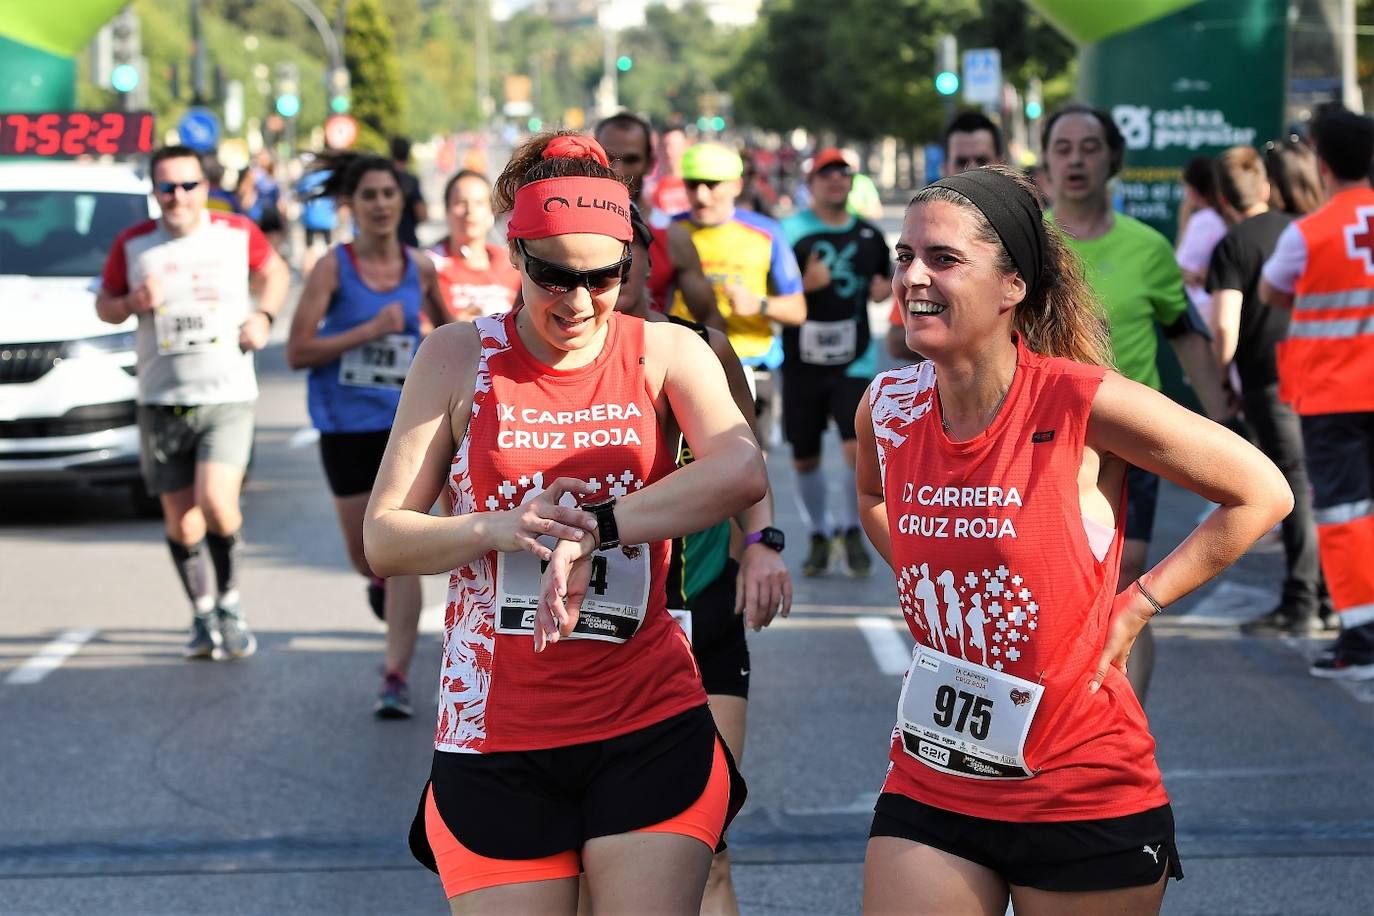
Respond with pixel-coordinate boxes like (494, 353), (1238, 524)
(681, 143), (744, 182)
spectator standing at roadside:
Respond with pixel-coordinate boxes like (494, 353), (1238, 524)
(1265, 137), (1325, 217)
(95, 145), (290, 661)
(1176, 156), (1229, 323)
(1208, 145), (1333, 638)
(1260, 106), (1374, 680)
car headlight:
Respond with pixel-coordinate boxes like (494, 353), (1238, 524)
(63, 332), (137, 358)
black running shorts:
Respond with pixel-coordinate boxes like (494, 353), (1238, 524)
(689, 560), (750, 699)
(318, 429), (391, 498)
(781, 367), (869, 461)
(870, 792), (1183, 892)
(410, 705), (746, 864)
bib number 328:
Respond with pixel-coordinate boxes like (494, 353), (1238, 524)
(897, 645), (1043, 780)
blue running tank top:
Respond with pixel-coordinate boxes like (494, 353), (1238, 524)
(307, 244), (423, 433)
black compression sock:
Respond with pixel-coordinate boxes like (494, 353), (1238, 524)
(205, 529), (244, 606)
(167, 537), (215, 616)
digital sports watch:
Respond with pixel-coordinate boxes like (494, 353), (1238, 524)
(584, 497), (620, 551)
(743, 526), (785, 552)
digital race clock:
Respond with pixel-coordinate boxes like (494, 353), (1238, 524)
(0, 112), (155, 157)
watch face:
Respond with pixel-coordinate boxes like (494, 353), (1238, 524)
(761, 527), (785, 551)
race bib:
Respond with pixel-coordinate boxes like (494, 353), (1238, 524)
(155, 301), (222, 354)
(495, 542), (651, 644)
(339, 333), (414, 389)
(897, 645), (1044, 780)
(669, 608), (693, 642)
(799, 319), (857, 365)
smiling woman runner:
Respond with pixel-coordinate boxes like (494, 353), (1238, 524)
(857, 166), (1291, 915)
(363, 132), (764, 915)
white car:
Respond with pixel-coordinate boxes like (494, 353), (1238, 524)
(0, 162), (158, 513)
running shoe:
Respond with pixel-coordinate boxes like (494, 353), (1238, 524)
(842, 527), (872, 578)
(215, 606), (257, 659)
(367, 576), (386, 621)
(802, 532), (831, 577)
(1239, 605), (1323, 638)
(1310, 648), (1374, 680)
(1310, 627), (1374, 679)
(184, 614), (222, 660)
(376, 672), (413, 719)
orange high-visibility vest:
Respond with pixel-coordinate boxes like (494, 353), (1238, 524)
(1280, 187), (1374, 414)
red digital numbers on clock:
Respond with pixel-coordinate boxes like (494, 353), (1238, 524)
(0, 112), (156, 157)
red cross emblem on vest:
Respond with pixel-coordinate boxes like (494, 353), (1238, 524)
(1344, 205), (1374, 274)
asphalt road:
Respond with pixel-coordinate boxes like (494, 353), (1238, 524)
(2, 224), (1372, 914)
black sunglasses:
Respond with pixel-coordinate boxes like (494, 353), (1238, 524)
(155, 180), (202, 195)
(684, 178), (724, 191)
(816, 163), (853, 178)
(516, 239), (631, 295)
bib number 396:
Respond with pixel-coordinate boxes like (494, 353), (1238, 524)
(897, 645), (1043, 780)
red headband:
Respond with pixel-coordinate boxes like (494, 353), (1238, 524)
(507, 177), (632, 243)
(505, 136), (632, 242)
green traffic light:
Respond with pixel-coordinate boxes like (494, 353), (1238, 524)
(935, 72), (959, 96)
(711, 116), (725, 132)
(696, 116), (710, 131)
(616, 55), (633, 73)
(276, 94), (301, 118)
(330, 95), (350, 114)
(1025, 101), (1043, 119)
(111, 63), (140, 93)
(528, 117), (543, 131)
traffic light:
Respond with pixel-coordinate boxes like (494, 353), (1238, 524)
(616, 55), (633, 73)
(328, 66), (351, 114)
(110, 8), (142, 97)
(1024, 77), (1043, 120)
(935, 34), (959, 96)
(711, 116), (725, 132)
(527, 117), (543, 132)
(275, 61), (300, 119)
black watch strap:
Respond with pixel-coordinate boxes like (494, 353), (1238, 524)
(585, 497), (620, 551)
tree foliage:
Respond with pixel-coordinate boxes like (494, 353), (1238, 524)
(341, 0), (405, 153)
(731, 0), (1074, 145)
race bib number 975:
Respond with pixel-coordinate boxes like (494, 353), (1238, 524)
(495, 541), (650, 643)
(897, 645), (1043, 779)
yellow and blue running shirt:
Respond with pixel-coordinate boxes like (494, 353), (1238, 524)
(669, 208), (804, 366)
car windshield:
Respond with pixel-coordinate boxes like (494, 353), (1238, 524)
(0, 189), (147, 278)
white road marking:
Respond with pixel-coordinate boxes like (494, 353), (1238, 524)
(1173, 581), (1275, 626)
(287, 426), (320, 449)
(5, 629), (98, 685)
(856, 616), (912, 675)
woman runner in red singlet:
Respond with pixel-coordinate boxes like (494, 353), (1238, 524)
(856, 167), (1292, 915)
(363, 133), (764, 915)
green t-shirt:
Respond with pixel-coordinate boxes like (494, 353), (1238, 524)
(847, 173), (882, 217)
(1053, 212), (1188, 391)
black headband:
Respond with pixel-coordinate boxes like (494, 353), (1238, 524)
(928, 169), (1046, 299)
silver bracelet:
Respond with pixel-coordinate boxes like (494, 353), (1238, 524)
(1135, 578), (1165, 616)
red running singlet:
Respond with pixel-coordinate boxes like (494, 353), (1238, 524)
(869, 337), (1168, 821)
(436, 311), (705, 753)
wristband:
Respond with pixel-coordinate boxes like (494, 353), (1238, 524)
(1134, 578), (1165, 617)
(584, 497), (620, 551)
(759, 296), (769, 316)
(255, 309), (277, 326)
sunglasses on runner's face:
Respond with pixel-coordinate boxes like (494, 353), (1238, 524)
(516, 239), (632, 295)
(685, 178), (725, 191)
(816, 164), (853, 178)
(156, 180), (202, 196)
